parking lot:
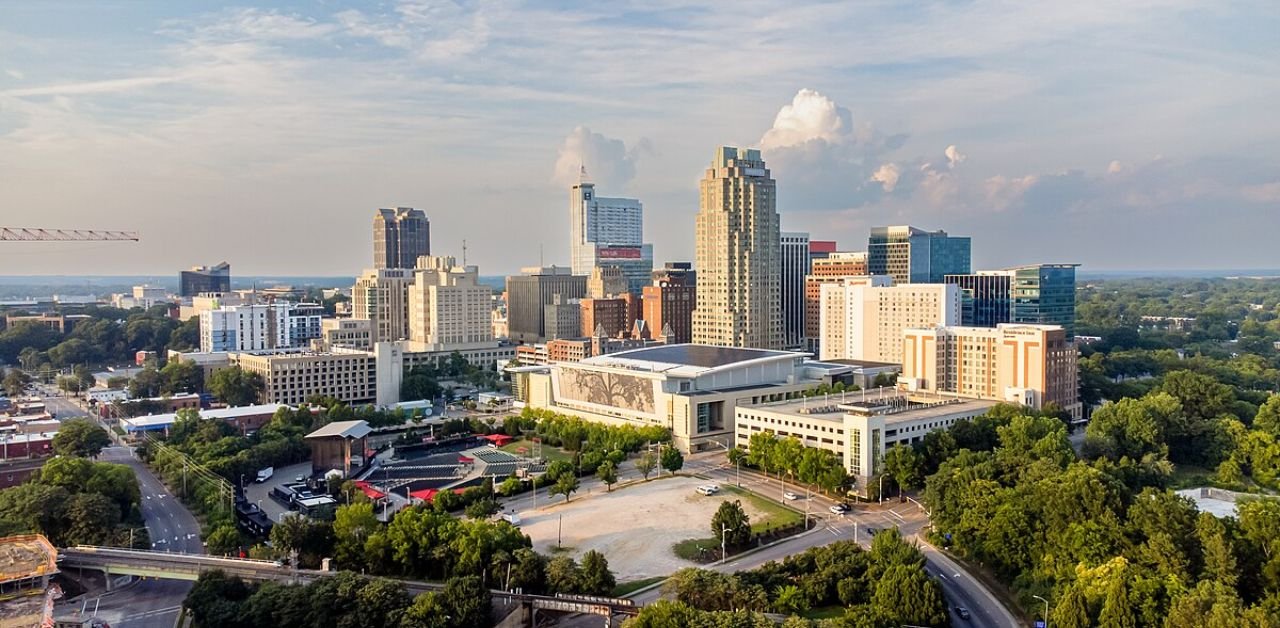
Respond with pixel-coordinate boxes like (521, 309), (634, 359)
(515, 475), (774, 581)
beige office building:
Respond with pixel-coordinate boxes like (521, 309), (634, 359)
(819, 277), (959, 364)
(235, 348), (379, 406)
(352, 268), (414, 342)
(408, 256), (495, 352)
(900, 323), (1081, 420)
(318, 318), (372, 350)
(692, 147), (783, 350)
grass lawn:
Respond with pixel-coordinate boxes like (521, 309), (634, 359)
(803, 606), (846, 619)
(672, 537), (720, 561)
(500, 439), (573, 463)
(612, 576), (665, 597)
(724, 485), (803, 533)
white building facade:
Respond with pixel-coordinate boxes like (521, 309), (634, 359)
(569, 179), (653, 294)
(819, 278), (959, 364)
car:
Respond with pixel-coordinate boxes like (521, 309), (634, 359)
(954, 606), (971, 620)
(696, 484), (721, 496)
(829, 504), (849, 515)
(783, 491), (799, 501)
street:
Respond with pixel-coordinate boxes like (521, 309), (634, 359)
(56, 445), (205, 628)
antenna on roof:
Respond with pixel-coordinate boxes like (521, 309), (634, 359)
(462, 239), (467, 266)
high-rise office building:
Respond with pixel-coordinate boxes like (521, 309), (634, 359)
(901, 323), (1081, 419)
(569, 177), (653, 294)
(505, 267), (588, 343)
(179, 262), (231, 297)
(580, 295), (639, 339)
(586, 266), (629, 299)
(803, 251), (869, 351)
(544, 295), (582, 341)
(867, 226), (970, 284)
(945, 263), (1079, 339)
(373, 207), (430, 270)
(692, 147), (782, 349)
(819, 277), (960, 364)
(352, 268), (415, 342)
(780, 232), (811, 350)
(407, 256), (495, 352)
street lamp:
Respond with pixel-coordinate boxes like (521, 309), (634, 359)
(878, 475), (884, 505)
(1033, 594), (1050, 628)
(720, 524), (738, 563)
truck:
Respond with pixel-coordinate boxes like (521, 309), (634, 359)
(255, 466), (274, 483)
(501, 512), (521, 525)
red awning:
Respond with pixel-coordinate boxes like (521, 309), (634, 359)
(353, 480), (386, 500)
(481, 433), (514, 447)
(458, 455), (474, 464)
(407, 487), (466, 503)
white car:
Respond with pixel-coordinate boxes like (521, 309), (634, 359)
(783, 491), (800, 501)
(829, 504), (849, 515)
(696, 484), (721, 496)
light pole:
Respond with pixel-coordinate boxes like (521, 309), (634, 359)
(720, 524), (738, 563)
(1033, 595), (1049, 628)
(878, 475), (884, 505)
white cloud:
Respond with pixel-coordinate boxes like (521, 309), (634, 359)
(335, 0), (492, 61)
(945, 145), (966, 168)
(552, 126), (647, 191)
(4, 69), (23, 80)
(760, 88), (852, 150)
(196, 8), (338, 41)
(870, 163), (901, 192)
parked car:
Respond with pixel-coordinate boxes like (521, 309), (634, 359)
(783, 491), (799, 501)
(696, 484), (721, 496)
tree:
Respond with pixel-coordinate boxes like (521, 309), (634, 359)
(1098, 576), (1138, 628)
(64, 493), (121, 546)
(1052, 584), (1091, 628)
(636, 451), (658, 480)
(546, 555), (581, 593)
(2, 368), (30, 397)
(271, 513), (315, 561)
(552, 473), (579, 503)
(207, 525), (241, 556)
(711, 500), (751, 551)
(52, 418), (111, 458)
(333, 502), (379, 570)
(623, 600), (705, 628)
(128, 367), (163, 399)
(185, 571), (252, 628)
(773, 584), (810, 616)
(660, 446), (684, 475)
(1255, 395), (1280, 437)
(209, 366), (266, 406)
(357, 578), (413, 627)
(881, 444), (923, 498)
(596, 461), (618, 492)
(870, 564), (947, 627)
(160, 359), (203, 394)
(578, 549), (616, 595)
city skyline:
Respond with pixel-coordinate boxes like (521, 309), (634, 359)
(2, 2), (1278, 276)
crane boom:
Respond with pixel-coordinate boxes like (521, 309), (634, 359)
(0, 227), (139, 242)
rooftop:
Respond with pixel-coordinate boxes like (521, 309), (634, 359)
(589, 343), (802, 370)
(744, 390), (998, 425)
(306, 420), (372, 440)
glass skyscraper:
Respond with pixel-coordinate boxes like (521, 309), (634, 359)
(945, 263), (1078, 339)
(867, 225), (971, 284)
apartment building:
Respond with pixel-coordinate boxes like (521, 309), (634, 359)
(407, 256), (494, 352)
(804, 251), (869, 350)
(352, 268), (415, 342)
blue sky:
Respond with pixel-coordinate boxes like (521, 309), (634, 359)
(1, 1), (1278, 275)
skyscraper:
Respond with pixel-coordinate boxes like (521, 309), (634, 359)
(867, 225), (970, 284)
(179, 262), (231, 297)
(945, 263), (1079, 339)
(408, 256), (495, 352)
(373, 207), (430, 270)
(505, 267), (588, 343)
(692, 147), (782, 349)
(352, 268), (415, 342)
(569, 176), (653, 294)
(780, 232), (811, 350)
(804, 251), (868, 352)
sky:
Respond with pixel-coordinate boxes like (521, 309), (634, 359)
(1, 1), (1278, 276)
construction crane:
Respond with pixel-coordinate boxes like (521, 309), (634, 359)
(0, 227), (139, 242)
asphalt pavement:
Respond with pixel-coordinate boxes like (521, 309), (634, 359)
(55, 445), (205, 628)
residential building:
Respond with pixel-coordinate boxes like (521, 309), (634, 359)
(517, 344), (845, 452)
(407, 256), (495, 352)
(373, 207), (430, 270)
(867, 226), (970, 284)
(736, 392), (997, 495)
(780, 231), (811, 350)
(804, 251), (869, 351)
(900, 323), (1081, 420)
(569, 177), (653, 294)
(544, 295), (582, 341)
(352, 268), (415, 342)
(180, 262), (231, 297)
(819, 278), (960, 364)
(580, 295), (639, 339)
(692, 146), (782, 349)
(200, 303), (322, 353)
(586, 266), (629, 299)
(945, 264), (1079, 339)
(505, 266), (587, 343)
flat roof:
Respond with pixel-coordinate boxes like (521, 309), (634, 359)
(822, 359), (901, 369)
(306, 420), (372, 440)
(741, 392), (998, 426)
(120, 404), (285, 432)
(601, 344), (798, 368)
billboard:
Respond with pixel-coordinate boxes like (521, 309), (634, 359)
(557, 367), (655, 414)
(597, 246), (643, 260)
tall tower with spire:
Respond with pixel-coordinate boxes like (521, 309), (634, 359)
(568, 169), (653, 294)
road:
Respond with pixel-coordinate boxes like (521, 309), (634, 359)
(56, 445), (205, 628)
(618, 454), (1020, 627)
